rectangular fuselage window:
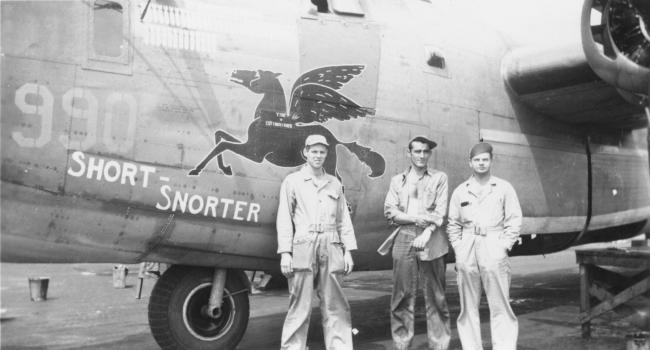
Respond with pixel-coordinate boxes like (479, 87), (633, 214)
(93, 0), (123, 57)
(85, 0), (131, 74)
(423, 46), (450, 78)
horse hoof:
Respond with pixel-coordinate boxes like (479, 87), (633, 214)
(188, 169), (201, 176)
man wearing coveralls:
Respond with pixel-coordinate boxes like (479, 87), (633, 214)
(382, 136), (451, 350)
(447, 142), (522, 350)
(277, 134), (357, 350)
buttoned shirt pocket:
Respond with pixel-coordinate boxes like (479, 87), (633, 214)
(292, 236), (315, 271)
(423, 186), (438, 211)
(323, 190), (340, 218)
(459, 200), (474, 223)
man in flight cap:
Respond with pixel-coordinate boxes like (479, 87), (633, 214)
(276, 134), (357, 350)
(382, 135), (451, 350)
(447, 142), (522, 350)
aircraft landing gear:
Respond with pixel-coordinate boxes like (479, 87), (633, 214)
(149, 266), (250, 350)
(207, 268), (227, 318)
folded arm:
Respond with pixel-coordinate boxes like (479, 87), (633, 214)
(384, 178), (435, 228)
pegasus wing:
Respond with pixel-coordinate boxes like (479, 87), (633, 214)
(288, 83), (375, 123)
(290, 65), (365, 92)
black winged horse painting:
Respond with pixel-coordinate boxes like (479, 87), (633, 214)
(188, 65), (385, 180)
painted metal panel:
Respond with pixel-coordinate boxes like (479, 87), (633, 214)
(1, 57), (74, 194)
(479, 125), (589, 234)
(297, 15), (381, 192)
(589, 129), (650, 228)
(0, 1), (85, 64)
(425, 105), (480, 188)
(298, 16), (379, 111)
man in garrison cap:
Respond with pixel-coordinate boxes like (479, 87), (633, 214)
(447, 142), (522, 350)
(381, 136), (451, 350)
(276, 134), (357, 350)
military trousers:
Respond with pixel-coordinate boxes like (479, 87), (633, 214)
(454, 234), (518, 350)
(280, 231), (352, 350)
(391, 230), (451, 350)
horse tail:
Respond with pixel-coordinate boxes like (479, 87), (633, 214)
(341, 141), (385, 177)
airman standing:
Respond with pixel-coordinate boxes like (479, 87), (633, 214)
(447, 142), (522, 350)
(381, 136), (451, 350)
(276, 134), (357, 350)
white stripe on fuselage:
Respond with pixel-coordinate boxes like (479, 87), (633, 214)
(522, 206), (650, 234)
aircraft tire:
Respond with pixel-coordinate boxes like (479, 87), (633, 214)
(148, 265), (250, 350)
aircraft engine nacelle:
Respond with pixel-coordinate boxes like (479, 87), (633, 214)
(582, 0), (650, 97)
(504, 0), (648, 125)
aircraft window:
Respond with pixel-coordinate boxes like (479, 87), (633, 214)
(427, 52), (445, 69)
(332, 0), (364, 16)
(85, 0), (131, 74)
(423, 46), (450, 78)
(93, 0), (123, 58)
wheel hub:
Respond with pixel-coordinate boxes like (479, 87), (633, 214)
(182, 282), (235, 341)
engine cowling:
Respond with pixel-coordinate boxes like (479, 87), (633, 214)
(502, 0), (648, 126)
(582, 0), (650, 96)
(503, 43), (644, 125)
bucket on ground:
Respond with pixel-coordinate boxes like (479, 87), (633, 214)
(112, 265), (128, 288)
(627, 332), (650, 350)
(28, 277), (49, 301)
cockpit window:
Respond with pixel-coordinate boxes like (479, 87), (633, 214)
(93, 0), (123, 57)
